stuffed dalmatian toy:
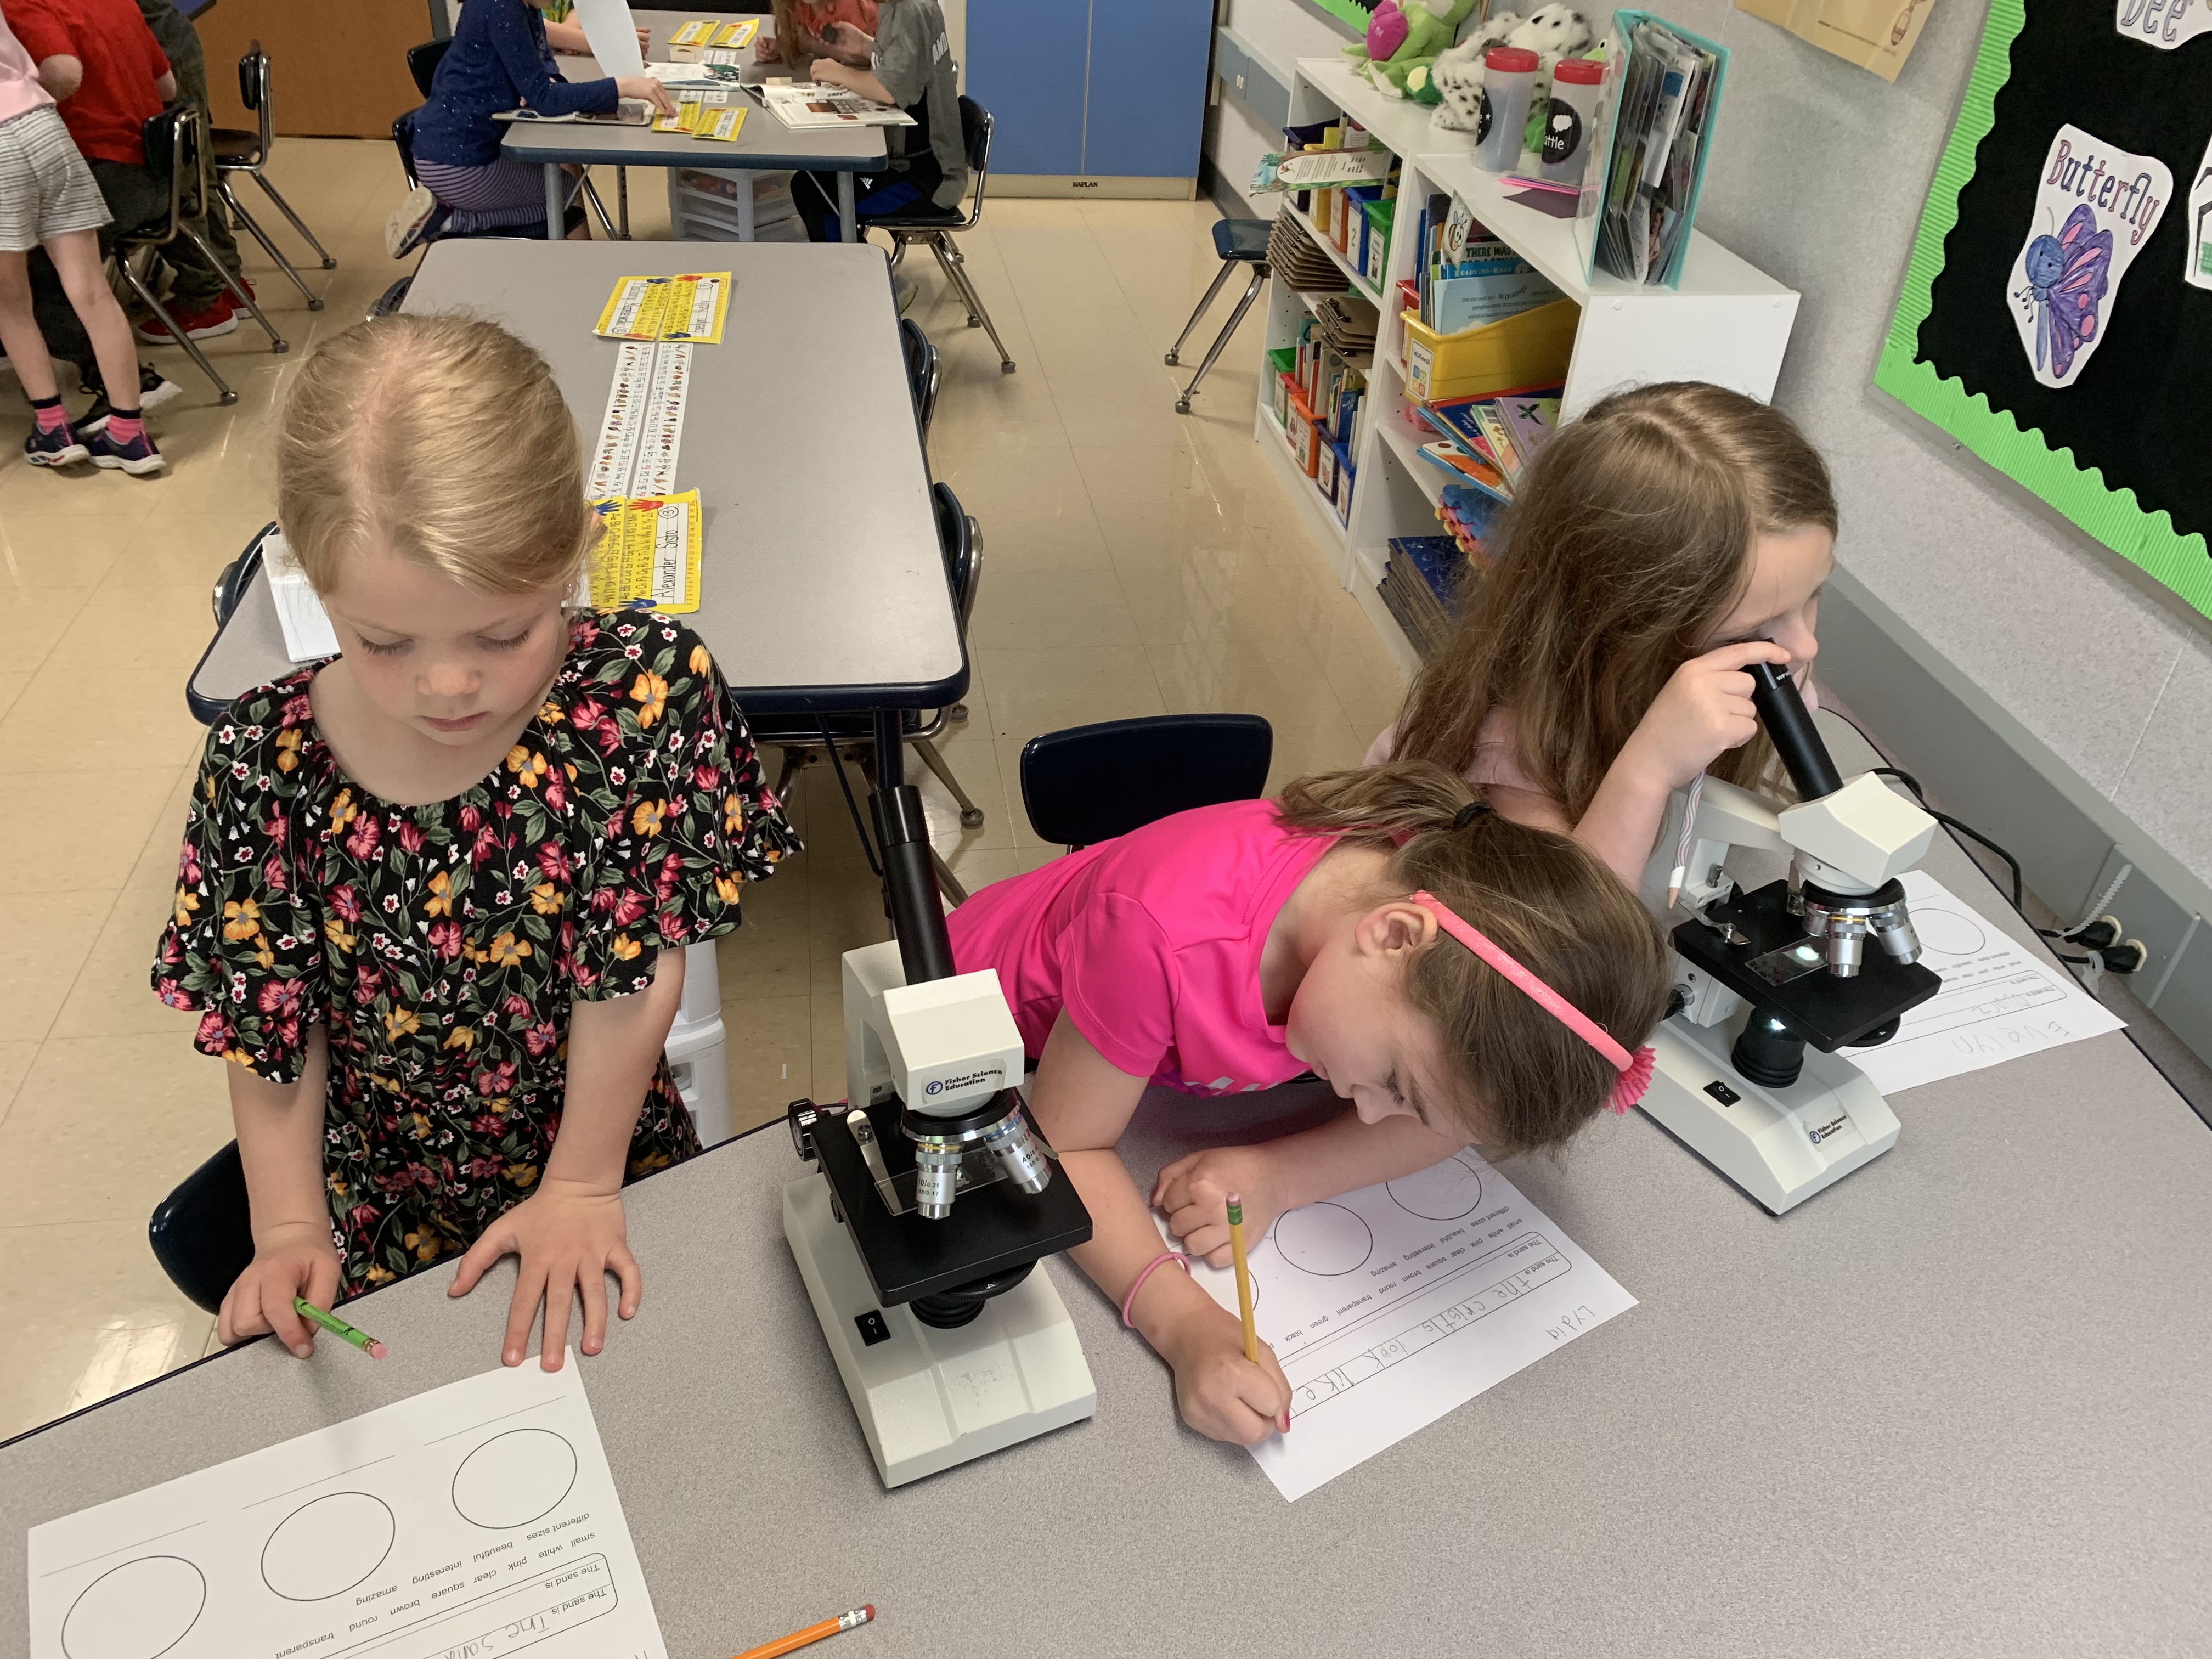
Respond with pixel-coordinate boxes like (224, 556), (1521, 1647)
(1432, 3), (1594, 149)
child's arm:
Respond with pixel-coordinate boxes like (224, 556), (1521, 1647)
(218, 1026), (340, 1357)
(1029, 1013), (1294, 1446)
(1155, 1110), (1466, 1268)
(1573, 639), (1797, 884)
(808, 55), (895, 104)
(447, 952), (686, 1371)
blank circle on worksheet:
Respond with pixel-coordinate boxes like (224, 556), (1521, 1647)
(1910, 907), (1985, 958)
(1387, 1154), (1483, 1221)
(1273, 1202), (1374, 1275)
(452, 1427), (579, 1530)
(60, 1555), (205, 1659)
(260, 1492), (396, 1601)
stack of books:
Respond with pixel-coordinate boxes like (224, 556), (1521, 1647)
(1410, 386), (1562, 507)
(1379, 535), (1471, 661)
(1437, 483), (1504, 566)
(1411, 196), (1560, 334)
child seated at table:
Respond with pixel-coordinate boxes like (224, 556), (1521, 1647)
(757, 0), (880, 71)
(792, 0), (967, 244)
(152, 314), (798, 1371)
(945, 763), (1671, 1444)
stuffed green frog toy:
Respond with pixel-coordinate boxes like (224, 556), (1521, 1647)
(1344, 0), (1481, 100)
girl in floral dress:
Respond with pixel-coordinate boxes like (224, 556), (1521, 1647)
(153, 314), (798, 1371)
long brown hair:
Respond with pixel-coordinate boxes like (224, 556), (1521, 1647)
(1390, 381), (1837, 821)
(1277, 763), (1671, 1154)
(770, 0), (879, 68)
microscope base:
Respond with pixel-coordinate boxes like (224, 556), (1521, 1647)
(1639, 1016), (1901, 1215)
(783, 1173), (1097, 1488)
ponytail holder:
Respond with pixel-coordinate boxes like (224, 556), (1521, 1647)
(1451, 801), (1492, 831)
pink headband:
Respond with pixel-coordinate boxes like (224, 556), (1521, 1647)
(1410, 890), (1656, 1115)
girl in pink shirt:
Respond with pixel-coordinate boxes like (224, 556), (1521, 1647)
(947, 761), (1671, 1446)
(1372, 382), (1838, 886)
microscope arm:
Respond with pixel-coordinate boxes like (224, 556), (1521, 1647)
(872, 785), (956, 985)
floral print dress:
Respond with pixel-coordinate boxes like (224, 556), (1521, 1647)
(153, 613), (799, 1295)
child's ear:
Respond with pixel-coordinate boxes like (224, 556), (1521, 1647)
(1355, 900), (1440, 960)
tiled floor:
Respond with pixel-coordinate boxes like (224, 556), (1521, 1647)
(0, 144), (1408, 1438)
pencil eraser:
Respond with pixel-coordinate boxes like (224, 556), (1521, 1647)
(1225, 1190), (1242, 1206)
(366, 1341), (388, 1359)
(862, 1605), (876, 1622)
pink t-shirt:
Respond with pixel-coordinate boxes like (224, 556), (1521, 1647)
(0, 15), (57, 125)
(946, 799), (1334, 1097)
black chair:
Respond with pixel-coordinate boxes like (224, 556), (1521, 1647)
(1020, 714), (1274, 849)
(1165, 218), (1271, 414)
(861, 95), (1014, 373)
(899, 317), (940, 436)
(149, 1140), (255, 1317)
(212, 41), (334, 309)
(187, 521), (279, 724)
(405, 36), (452, 97)
(748, 482), (985, 901)
(118, 104), (287, 404)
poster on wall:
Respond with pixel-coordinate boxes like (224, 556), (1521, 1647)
(1875, 0), (2211, 622)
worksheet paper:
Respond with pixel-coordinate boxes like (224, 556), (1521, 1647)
(27, 1355), (667, 1659)
(1174, 1155), (1635, 1501)
(1839, 869), (2124, 1094)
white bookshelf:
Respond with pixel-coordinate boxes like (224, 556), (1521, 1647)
(1254, 56), (1803, 672)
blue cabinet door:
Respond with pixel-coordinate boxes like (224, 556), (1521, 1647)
(964, 0), (1088, 176)
(1080, 0), (1211, 178)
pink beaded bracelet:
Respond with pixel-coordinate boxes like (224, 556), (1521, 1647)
(1121, 1250), (1190, 1327)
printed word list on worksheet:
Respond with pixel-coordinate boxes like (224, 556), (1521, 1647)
(28, 1355), (665, 1659)
(1176, 1153), (1634, 1500)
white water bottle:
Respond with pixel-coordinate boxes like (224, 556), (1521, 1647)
(1474, 47), (1539, 173)
(1537, 58), (1605, 186)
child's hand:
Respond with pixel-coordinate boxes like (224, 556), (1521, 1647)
(615, 75), (680, 117)
(218, 1221), (341, 1357)
(1158, 1299), (1293, 1445)
(1621, 640), (1796, 793)
(755, 31), (778, 61)
(447, 1177), (641, 1371)
(1153, 1146), (1284, 1268)
(808, 56), (848, 86)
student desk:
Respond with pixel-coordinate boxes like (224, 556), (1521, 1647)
(505, 10), (886, 241)
(7, 716), (2209, 1653)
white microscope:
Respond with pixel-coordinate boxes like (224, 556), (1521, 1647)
(1635, 664), (1943, 1214)
(783, 785), (1096, 1487)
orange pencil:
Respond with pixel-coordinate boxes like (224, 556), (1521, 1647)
(730, 1605), (874, 1659)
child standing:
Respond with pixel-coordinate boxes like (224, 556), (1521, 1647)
(946, 763), (1671, 1444)
(153, 315), (798, 1370)
(793, 0), (966, 244)
(1369, 381), (1837, 884)
(0, 6), (165, 472)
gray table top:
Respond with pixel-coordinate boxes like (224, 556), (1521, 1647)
(190, 240), (963, 714)
(9, 716), (2209, 1658)
(503, 10), (884, 170)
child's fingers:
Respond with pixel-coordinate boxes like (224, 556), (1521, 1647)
(503, 1260), (548, 1368)
(538, 1267), (573, 1372)
(578, 1262), (609, 1357)
(448, 1223), (512, 1297)
(268, 1276), (317, 1359)
(610, 1242), (642, 1320)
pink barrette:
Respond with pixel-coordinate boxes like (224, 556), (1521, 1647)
(1410, 890), (1656, 1114)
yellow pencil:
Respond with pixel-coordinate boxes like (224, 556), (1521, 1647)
(1226, 1190), (1258, 1364)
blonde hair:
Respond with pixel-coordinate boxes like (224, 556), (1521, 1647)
(276, 314), (596, 599)
(1277, 763), (1671, 1154)
(1391, 381), (1837, 819)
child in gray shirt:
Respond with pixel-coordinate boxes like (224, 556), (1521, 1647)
(801, 0), (967, 238)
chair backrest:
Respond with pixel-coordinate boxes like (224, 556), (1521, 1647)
(211, 522), (279, 626)
(235, 41), (275, 155)
(1020, 714), (1274, 849)
(931, 481), (978, 627)
(127, 104), (210, 247)
(900, 318), (940, 435)
(148, 1139), (255, 1316)
(957, 95), (992, 225)
(392, 109), (421, 188)
(408, 37), (453, 99)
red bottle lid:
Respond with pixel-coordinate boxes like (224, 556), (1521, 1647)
(1553, 57), (1605, 84)
(1484, 46), (1540, 72)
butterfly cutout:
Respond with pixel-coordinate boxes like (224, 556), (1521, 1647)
(2018, 204), (2112, 381)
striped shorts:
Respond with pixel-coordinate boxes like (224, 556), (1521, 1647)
(415, 156), (580, 234)
(0, 105), (111, 252)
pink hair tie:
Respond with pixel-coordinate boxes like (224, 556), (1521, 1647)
(1410, 890), (1657, 1115)
(1121, 1250), (1190, 1327)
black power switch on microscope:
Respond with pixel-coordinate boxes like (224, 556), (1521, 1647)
(854, 1310), (891, 1346)
(1703, 1080), (1742, 1106)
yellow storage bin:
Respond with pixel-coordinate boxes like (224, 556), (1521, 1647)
(1401, 297), (1581, 404)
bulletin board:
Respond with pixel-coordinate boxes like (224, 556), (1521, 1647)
(1307, 0), (1379, 32)
(1874, 0), (2212, 622)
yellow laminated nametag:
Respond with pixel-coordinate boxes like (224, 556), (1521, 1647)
(668, 19), (716, 46)
(594, 273), (730, 343)
(586, 489), (704, 613)
(699, 107), (746, 142)
(653, 99), (704, 134)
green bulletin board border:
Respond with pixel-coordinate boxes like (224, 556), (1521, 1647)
(1306, 0), (1374, 32)
(1872, 0), (2212, 622)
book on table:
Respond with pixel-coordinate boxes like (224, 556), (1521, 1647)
(757, 81), (916, 128)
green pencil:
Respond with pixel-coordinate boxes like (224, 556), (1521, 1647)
(295, 1296), (387, 1359)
